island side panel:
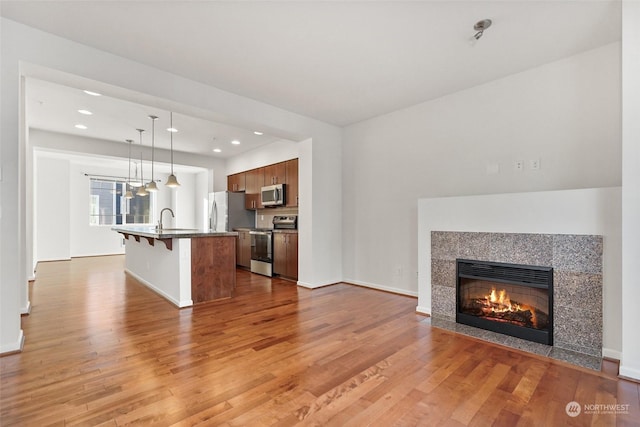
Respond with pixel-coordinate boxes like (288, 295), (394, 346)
(191, 236), (237, 303)
(124, 237), (193, 307)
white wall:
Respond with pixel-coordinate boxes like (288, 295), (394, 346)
(195, 171), (210, 230)
(125, 237), (192, 308)
(342, 43), (621, 297)
(417, 187), (622, 358)
(33, 150), (204, 261)
(35, 156), (71, 261)
(1, 27), (25, 353)
(171, 172), (197, 229)
(69, 162), (130, 257)
(1, 18), (342, 353)
(621, 0), (640, 380)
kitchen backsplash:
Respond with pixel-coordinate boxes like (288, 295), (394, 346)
(256, 207), (299, 228)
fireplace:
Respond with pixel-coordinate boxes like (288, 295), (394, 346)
(456, 259), (553, 345)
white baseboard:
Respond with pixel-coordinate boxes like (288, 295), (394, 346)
(125, 269), (192, 308)
(296, 280), (332, 289)
(342, 278), (418, 297)
(416, 305), (431, 315)
(71, 251), (125, 258)
(21, 301), (31, 315)
(603, 348), (622, 360)
(38, 257), (72, 263)
(0, 330), (24, 355)
(619, 364), (640, 381)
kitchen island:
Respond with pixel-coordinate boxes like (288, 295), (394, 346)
(113, 227), (237, 307)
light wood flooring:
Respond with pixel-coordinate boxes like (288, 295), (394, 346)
(1, 256), (639, 426)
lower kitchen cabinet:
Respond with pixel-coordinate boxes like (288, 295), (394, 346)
(273, 232), (298, 280)
(236, 230), (251, 269)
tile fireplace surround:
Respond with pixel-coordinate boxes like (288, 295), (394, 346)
(430, 231), (603, 370)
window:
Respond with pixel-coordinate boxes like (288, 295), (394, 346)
(89, 178), (154, 226)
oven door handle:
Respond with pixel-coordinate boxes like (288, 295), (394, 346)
(250, 231), (272, 236)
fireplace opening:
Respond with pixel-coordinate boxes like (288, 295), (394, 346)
(456, 259), (553, 345)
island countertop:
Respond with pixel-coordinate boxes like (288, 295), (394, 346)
(112, 226), (238, 239)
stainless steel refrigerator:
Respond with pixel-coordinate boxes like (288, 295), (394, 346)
(208, 191), (255, 232)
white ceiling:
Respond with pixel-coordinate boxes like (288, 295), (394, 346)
(2, 1), (622, 153)
(26, 78), (283, 159)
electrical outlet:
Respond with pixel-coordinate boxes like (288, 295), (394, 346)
(530, 159), (541, 170)
(514, 160), (524, 172)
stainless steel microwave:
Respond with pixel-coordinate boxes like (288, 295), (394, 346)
(261, 184), (285, 207)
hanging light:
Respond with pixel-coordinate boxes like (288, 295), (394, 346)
(165, 112), (181, 188)
(124, 138), (134, 199)
(129, 162), (143, 187)
(136, 128), (148, 197)
(145, 115), (159, 192)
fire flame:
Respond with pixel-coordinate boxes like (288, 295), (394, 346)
(484, 287), (537, 328)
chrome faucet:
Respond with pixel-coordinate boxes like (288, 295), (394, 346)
(157, 208), (175, 230)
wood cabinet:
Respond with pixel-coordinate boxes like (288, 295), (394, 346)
(227, 172), (245, 192)
(244, 167), (264, 210)
(191, 236), (236, 303)
(264, 162), (286, 185)
(226, 158), (298, 210)
(285, 158), (298, 207)
(273, 232), (298, 280)
(236, 230), (251, 268)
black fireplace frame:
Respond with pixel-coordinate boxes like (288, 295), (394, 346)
(456, 259), (554, 345)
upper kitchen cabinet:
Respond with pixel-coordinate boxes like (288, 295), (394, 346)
(285, 158), (298, 207)
(245, 167), (264, 210)
(264, 162), (286, 185)
(227, 172), (245, 192)
(227, 158), (298, 210)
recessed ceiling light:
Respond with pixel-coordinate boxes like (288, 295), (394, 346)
(78, 109), (93, 115)
(75, 124), (88, 129)
(231, 140), (241, 145)
(213, 148), (222, 153)
(253, 131), (263, 135)
(167, 127), (178, 133)
(83, 90), (101, 96)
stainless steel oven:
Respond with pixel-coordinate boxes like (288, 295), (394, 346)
(250, 230), (273, 277)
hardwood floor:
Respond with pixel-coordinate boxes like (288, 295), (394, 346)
(1, 256), (639, 426)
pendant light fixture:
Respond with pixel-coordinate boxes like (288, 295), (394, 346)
(124, 139), (134, 199)
(136, 128), (148, 197)
(129, 162), (142, 187)
(165, 112), (181, 188)
(145, 115), (159, 192)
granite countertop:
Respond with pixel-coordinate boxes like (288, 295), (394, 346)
(233, 227), (298, 234)
(113, 226), (238, 239)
